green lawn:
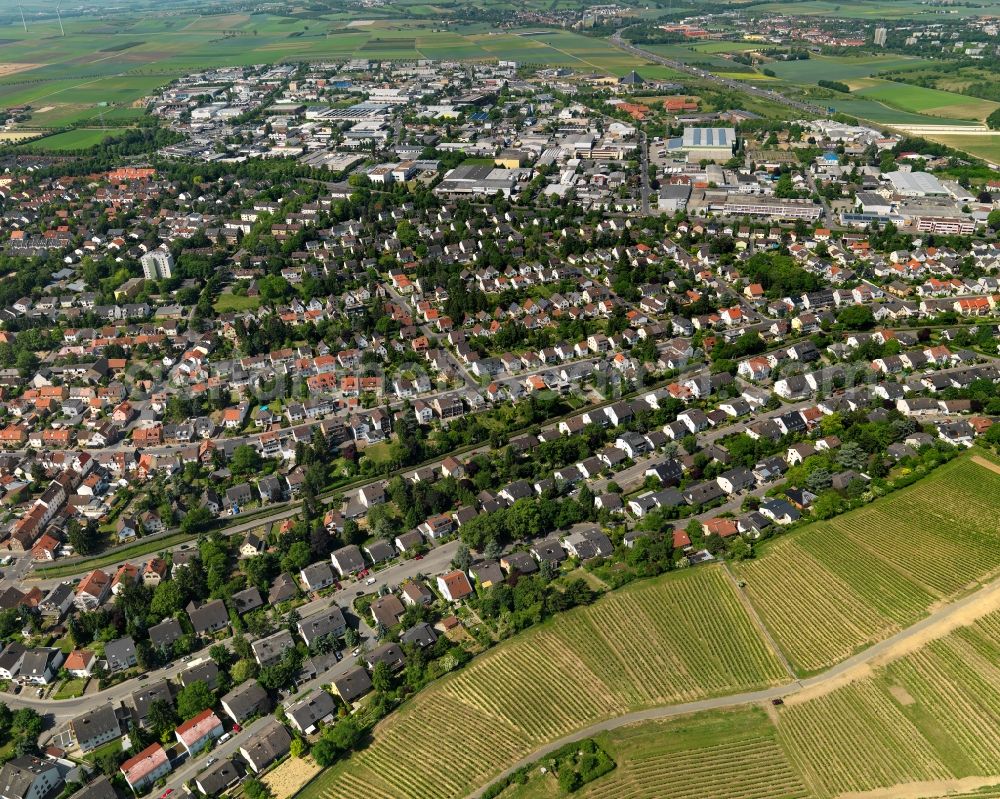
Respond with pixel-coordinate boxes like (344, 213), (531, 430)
(53, 678), (88, 699)
(213, 292), (263, 312)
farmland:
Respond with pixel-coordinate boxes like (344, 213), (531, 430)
(18, 128), (121, 151)
(853, 80), (1000, 123)
(580, 708), (810, 799)
(733, 456), (1000, 674)
(528, 606), (1000, 799)
(918, 134), (1000, 166)
(298, 566), (787, 799)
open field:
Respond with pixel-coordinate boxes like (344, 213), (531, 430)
(18, 128), (124, 151)
(765, 53), (933, 83)
(298, 566), (786, 799)
(0, 16), (679, 126)
(746, 0), (1000, 18)
(914, 134), (1000, 166)
(854, 80), (1000, 122)
(263, 756), (323, 799)
(734, 456), (1000, 674)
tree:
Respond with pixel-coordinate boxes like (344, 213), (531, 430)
(837, 305), (875, 330)
(988, 108), (1000, 131)
(176, 681), (215, 720)
(146, 700), (178, 740)
(452, 542), (472, 572)
(371, 661), (393, 694)
(243, 779), (272, 799)
(231, 445), (262, 476)
(150, 580), (184, 618)
(181, 506), (214, 534)
(209, 644), (232, 668)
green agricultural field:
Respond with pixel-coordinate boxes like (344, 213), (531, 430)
(298, 566), (786, 799)
(0, 15), (675, 126)
(747, 0), (1000, 18)
(734, 456), (1000, 674)
(920, 135), (1000, 166)
(579, 708), (810, 799)
(855, 79), (1000, 122)
(19, 128), (123, 151)
(540, 607), (1000, 799)
(765, 53), (933, 83)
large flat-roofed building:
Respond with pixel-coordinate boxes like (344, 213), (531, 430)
(722, 196), (822, 221)
(669, 127), (736, 163)
(883, 170), (948, 197)
(435, 164), (531, 197)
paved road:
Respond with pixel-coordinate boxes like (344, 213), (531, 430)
(466, 569), (1000, 798)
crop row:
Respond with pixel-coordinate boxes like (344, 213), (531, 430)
(737, 541), (895, 672)
(779, 680), (951, 794)
(583, 736), (809, 799)
(798, 522), (933, 625)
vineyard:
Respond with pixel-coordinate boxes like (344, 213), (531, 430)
(778, 609), (1000, 797)
(734, 456), (1000, 673)
(299, 567), (787, 799)
(582, 735), (810, 799)
(573, 708), (810, 799)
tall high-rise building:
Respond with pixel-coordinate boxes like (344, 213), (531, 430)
(874, 26), (888, 46)
(140, 249), (174, 281)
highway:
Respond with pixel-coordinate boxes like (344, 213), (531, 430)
(609, 30), (829, 119)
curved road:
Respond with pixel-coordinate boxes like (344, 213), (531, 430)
(466, 571), (1000, 798)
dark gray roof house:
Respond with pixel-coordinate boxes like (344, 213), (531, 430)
(239, 720), (291, 774)
(179, 661), (219, 691)
(251, 629), (295, 668)
(130, 680), (173, 730)
(682, 481), (725, 506)
(187, 599), (229, 635)
(231, 587), (264, 614)
(366, 642), (405, 672)
(148, 618), (183, 651)
(297, 606), (347, 647)
(269, 573), (298, 604)
(330, 545), (365, 576)
(68, 775), (119, 799)
(221, 679), (270, 724)
(285, 690), (336, 735)
(103, 637), (137, 672)
(401, 622), (438, 649)
(195, 760), (239, 796)
(530, 538), (566, 564)
(331, 667), (372, 703)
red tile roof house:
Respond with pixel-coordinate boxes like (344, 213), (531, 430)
(174, 709), (224, 756)
(120, 743), (171, 792)
(64, 649), (95, 677)
(436, 570), (474, 603)
(702, 517), (740, 538)
(75, 569), (111, 611)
